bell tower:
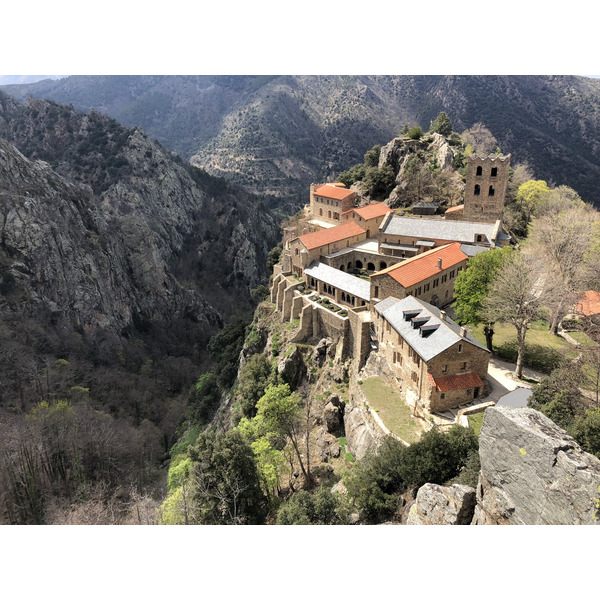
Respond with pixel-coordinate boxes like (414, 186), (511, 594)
(463, 154), (510, 223)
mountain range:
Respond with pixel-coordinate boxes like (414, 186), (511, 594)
(3, 75), (600, 208)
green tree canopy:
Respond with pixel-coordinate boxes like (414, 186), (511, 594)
(429, 111), (453, 136)
(453, 246), (512, 351)
(188, 429), (267, 524)
(276, 486), (349, 525)
(364, 145), (381, 168)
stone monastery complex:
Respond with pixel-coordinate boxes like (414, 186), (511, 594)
(271, 154), (512, 418)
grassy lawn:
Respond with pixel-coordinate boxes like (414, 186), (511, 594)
(360, 377), (422, 443)
(467, 412), (485, 436)
(568, 331), (597, 347)
(470, 320), (579, 373)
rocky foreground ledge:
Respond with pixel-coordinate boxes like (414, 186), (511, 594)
(407, 407), (600, 525)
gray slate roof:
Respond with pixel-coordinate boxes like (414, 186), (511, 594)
(374, 295), (488, 362)
(305, 261), (371, 301)
(460, 244), (490, 257)
(381, 216), (498, 244)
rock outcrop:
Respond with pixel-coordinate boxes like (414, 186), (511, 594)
(473, 406), (600, 525)
(406, 484), (476, 525)
(406, 407), (600, 525)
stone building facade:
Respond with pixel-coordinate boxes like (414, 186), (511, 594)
(372, 296), (489, 414)
(370, 243), (468, 307)
(341, 202), (393, 237)
(309, 183), (357, 226)
(463, 154), (511, 223)
(288, 222), (367, 276)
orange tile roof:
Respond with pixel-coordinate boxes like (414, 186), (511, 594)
(372, 242), (468, 287)
(445, 204), (464, 213)
(575, 291), (600, 317)
(429, 372), (483, 392)
(314, 184), (356, 201)
(299, 222), (366, 251)
(349, 202), (393, 221)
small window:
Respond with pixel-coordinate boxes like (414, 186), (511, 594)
(489, 185), (495, 196)
(411, 372), (418, 383)
(295, 248), (299, 256)
(440, 393), (446, 400)
(467, 389), (472, 396)
(476, 166), (483, 176)
(458, 343), (463, 353)
(474, 184), (480, 196)
(442, 364), (448, 373)
(461, 361), (467, 370)
(491, 167), (498, 177)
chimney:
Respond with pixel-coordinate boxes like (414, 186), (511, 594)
(437, 257), (442, 270)
(440, 310), (446, 321)
(460, 326), (467, 337)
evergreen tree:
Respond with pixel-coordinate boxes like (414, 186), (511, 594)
(429, 111), (453, 136)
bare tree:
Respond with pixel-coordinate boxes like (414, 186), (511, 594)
(484, 251), (543, 378)
(527, 205), (600, 334)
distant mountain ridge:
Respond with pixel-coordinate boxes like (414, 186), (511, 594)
(3, 75), (600, 208)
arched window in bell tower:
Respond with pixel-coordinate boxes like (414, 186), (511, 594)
(476, 166), (483, 176)
(488, 185), (495, 196)
(474, 184), (480, 196)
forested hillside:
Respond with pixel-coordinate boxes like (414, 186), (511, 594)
(0, 91), (279, 523)
(3, 75), (600, 208)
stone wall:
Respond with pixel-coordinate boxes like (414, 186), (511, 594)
(347, 307), (372, 371)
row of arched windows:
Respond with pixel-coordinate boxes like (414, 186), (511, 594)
(473, 184), (495, 197)
(476, 166), (498, 177)
(338, 260), (387, 272)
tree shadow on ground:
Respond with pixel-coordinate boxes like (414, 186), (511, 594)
(494, 340), (566, 373)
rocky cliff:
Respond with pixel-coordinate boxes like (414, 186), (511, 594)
(0, 92), (280, 332)
(408, 407), (600, 525)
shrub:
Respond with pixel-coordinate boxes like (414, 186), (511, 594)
(407, 126), (423, 140)
(276, 486), (349, 525)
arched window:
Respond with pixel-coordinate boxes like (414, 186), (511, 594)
(476, 166), (482, 176)
(351, 297), (356, 306)
(347, 262), (352, 270)
(379, 261), (387, 270)
(355, 260), (363, 269)
(328, 210), (332, 219)
(488, 185), (495, 196)
(491, 167), (498, 177)
(341, 292), (346, 302)
(474, 184), (480, 196)
(340, 265), (345, 272)
(319, 208), (323, 216)
(367, 262), (375, 271)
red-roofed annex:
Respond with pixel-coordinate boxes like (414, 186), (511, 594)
(370, 242), (468, 307)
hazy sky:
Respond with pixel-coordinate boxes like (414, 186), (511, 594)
(0, 75), (66, 85)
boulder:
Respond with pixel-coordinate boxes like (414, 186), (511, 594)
(314, 426), (342, 462)
(474, 407), (600, 525)
(406, 484), (476, 525)
(312, 337), (334, 367)
(277, 346), (306, 390)
(323, 396), (345, 435)
(343, 401), (385, 461)
(429, 132), (456, 170)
